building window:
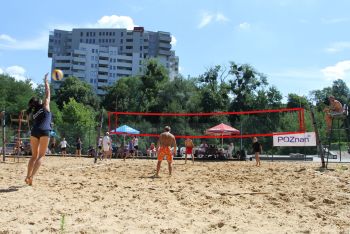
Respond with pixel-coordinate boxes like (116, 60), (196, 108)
(80, 39), (83, 43)
(92, 49), (95, 53)
(86, 39), (88, 43)
(121, 32), (124, 36)
(91, 64), (94, 68)
(112, 39), (115, 43)
(112, 32), (115, 36)
(102, 32), (105, 36)
(93, 39), (95, 43)
(99, 32), (101, 36)
(113, 58), (116, 62)
(109, 32), (112, 36)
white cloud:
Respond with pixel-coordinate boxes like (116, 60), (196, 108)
(0, 65), (38, 87)
(0, 32), (48, 50)
(238, 22), (251, 30)
(91, 15), (137, 30)
(0, 15), (138, 51)
(0, 65), (27, 81)
(198, 12), (229, 29)
(325, 41), (350, 53)
(215, 13), (229, 23)
(321, 60), (350, 81)
(171, 35), (177, 46)
(0, 34), (16, 43)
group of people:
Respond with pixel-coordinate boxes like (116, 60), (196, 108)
(23, 73), (344, 184)
(49, 137), (82, 157)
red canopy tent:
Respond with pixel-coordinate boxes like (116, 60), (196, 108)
(205, 123), (240, 147)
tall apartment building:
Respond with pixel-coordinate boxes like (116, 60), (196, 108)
(48, 27), (179, 95)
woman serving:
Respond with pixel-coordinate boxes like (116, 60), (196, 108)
(25, 73), (52, 186)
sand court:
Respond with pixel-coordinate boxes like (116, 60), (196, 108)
(0, 157), (350, 233)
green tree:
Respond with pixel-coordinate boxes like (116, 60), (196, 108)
(287, 93), (309, 109)
(0, 74), (35, 115)
(54, 76), (100, 109)
(139, 59), (169, 111)
(59, 98), (97, 152)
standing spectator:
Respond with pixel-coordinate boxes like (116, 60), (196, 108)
(124, 138), (135, 160)
(252, 137), (262, 166)
(102, 132), (112, 160)
(227, 142), (234, 159)
(133, 136), (139, 157)
(59, 138), (69, 157)
(76, 137), (82, 157)
(184, 138), (195, 164)
(50, 137), (56, 154)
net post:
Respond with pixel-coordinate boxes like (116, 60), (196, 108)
(1, 111), (5, 162)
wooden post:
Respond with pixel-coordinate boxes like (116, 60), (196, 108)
(310, 105), (325, 168)
(94, 110), (103, 163)
(1, 111), (5, 162)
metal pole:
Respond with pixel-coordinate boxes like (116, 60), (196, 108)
(2, 111), (5, 162)
(240, 122), (243, 151)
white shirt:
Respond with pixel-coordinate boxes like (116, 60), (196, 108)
(133, 138), (138, 146)
(102, 136), (111, 151)
(60, 140), (68, 148)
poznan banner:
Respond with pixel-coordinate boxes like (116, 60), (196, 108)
(273, 132), (316, 147)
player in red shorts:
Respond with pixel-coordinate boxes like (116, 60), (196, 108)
(184, 138), (195, 164)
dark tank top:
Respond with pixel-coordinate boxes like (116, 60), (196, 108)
(32, 107), (52, 131)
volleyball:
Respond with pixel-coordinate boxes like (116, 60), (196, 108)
(52, 69), (64, 81)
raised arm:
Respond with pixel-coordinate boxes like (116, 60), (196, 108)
(43, 73), (50, 111)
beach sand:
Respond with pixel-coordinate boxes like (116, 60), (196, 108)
(0, 157), (350, 233)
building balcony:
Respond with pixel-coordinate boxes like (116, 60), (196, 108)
(72, 64), (86, 70)
(117, 62), (132, 68)
(159, 43), (171, 50)
(98, 67), (109, 73)
(72, 72), (85, 78)
(98, 74), (108, 79)
(99, 52), (109, 58)
(73, 57), (86, 63)
(99, 59), (108, 65)
(73, 49), (86, 55)
(54, 63), (71, 68)
(55, 55), (71, 60)
(158, 50), (171, 56)
(116, 69), (132, 75)
(159, 35), (171, 43)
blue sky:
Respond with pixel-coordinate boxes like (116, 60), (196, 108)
(0, 0), (350, 98)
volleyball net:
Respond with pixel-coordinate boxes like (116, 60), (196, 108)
(108, 107), (305, 139)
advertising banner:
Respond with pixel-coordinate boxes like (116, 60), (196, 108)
(273, 132), (316, 147)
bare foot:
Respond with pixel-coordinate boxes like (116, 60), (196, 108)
(25, 177), (33, 186)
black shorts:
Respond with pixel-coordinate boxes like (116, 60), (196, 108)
(31, 129), (50, 139)
(61, 147), (66, 151)
(134, 145), (138, 150)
